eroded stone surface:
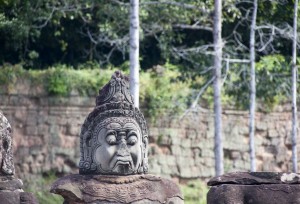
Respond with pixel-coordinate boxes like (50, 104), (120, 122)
(207, 184), (300, 204)
(207, 172), (300, 204)
(50, 174), (183, 204)
(208, 172), (300, 186)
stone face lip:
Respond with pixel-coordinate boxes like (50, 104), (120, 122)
(207, 172), (300, 186)
(50, 174), (184, 204)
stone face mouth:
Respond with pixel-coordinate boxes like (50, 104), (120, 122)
(112, 162), (133, 175)
(115, 160), (131, 165)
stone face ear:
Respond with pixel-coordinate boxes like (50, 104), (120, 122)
(142, 137), (149, 173)
(2, 136), (14, 175)
(0, 112), (15, 175)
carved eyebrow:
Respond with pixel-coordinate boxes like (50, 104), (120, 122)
(106, 130), (116, 135)
(127, 130), (138, 137)
(123, 123), (138, 129)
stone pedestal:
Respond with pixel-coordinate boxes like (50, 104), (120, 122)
(50, 174), (184, 204)
(207, 172), (300, 204)
(0, 176), (38, 204)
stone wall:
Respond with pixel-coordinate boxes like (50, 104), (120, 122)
(0, 94), (298, 181)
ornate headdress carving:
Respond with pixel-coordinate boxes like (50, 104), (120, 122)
(79, 71), (148, 175)
(0, 112), (15, 175)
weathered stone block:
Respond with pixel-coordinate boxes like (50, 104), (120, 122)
(165, 155), (176, 166)
(199, 166), (214, 178)
(186, 129), (197, 139)
(171, 136), (182, 145)
(179, 166), (192, 178)
(25, 125), (38, 136)
(201, 148), (214, 157)
(37, 124), (48, 134)
(208, 184), (300, 204)
(256, 121), (268, 131)
(66, 123), (80, 136)
(268, 129), (279, 137)
(148, 162), (162, 175)
(180, 139), (191, 148)
(207, 172), (300, 204)
(170, 145), (182, 156)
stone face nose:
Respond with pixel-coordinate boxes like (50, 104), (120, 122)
(117, 140), (130, 157)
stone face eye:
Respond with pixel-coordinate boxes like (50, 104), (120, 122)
(127, 135), (138, 145)
(106, 134), (117, 145)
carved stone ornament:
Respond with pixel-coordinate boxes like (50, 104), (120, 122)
(0, 111), (15, 175)
(51, 174), (183, 204)
(0, 112), (38, 204)
(51, 71), (184, 203)
(79, 71), (149, 175)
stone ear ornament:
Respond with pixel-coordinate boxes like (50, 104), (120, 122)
(79, 71), (149, 175)
(0, 112), (15, 175)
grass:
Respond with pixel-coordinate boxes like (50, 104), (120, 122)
(23, 173), (64, 204)
(180, 180), (209, 204)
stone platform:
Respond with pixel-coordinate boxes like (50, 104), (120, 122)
(207, 172), (300, 204)
(51, 174), (183, 204)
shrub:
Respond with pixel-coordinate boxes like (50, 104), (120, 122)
(140, 66), (191, 121)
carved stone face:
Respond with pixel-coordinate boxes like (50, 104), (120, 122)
(93, 118), (143, 175)
(79, 71), (149, 175)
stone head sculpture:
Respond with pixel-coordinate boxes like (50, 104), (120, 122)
(0, 112), (14, 175)
(79, 71), (148, 175)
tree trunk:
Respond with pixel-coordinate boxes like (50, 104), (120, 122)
(249, 0), (258, 172)
(129, 0), (140, 107)
(292, 0), (298, 173)
(213, 0), (224, 176)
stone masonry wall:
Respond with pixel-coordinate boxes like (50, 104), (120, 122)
(0, 94), (298, 182)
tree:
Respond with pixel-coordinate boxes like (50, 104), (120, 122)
(129, 0), (140, 107)
(291, 0), (298, 173)
(213, 0), (224, 176)
(249, 0), (258, 172)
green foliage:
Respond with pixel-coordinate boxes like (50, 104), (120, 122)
(0, 63), (27, 93)
(255, 55), (290, 110)
(46, 66), (71, 96)
(0, 63), (115, 96)
(0, 0), (244, 69)
(0, 56), (297, 116)
(223, 54), (292, 110)
(0, 63), (191, 119)
(180, 180), (208, 204)
(140, 66), (191, 120)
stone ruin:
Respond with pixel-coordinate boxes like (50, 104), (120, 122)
(0, 112), (38, 204)
(2, 69), (300, 204)
(50, 71), (183, 203)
